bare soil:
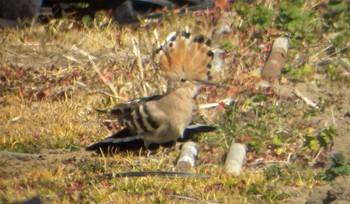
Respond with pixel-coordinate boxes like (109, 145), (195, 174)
(1, 16), (349, 203)
(274, 77), (350, 203)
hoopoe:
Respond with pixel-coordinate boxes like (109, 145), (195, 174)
(86, 30), (222, 152)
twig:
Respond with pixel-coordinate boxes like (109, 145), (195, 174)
(62, 54), (82, 64)
(339, 58), (350, 76)
(310, 147), (323, 166)
(311, 44), (350, 63)
(131, 36), (148, 96)
(310, 45), (334, 62)
(76, 81), (88, 88)
(331, 106), (336, 126)
(170, 195), (221, 204)
(71, 45), (97, 60)
(198, 98), (233, 109)
(103, 171), (210, 179)
(287, 153), (292, 163)
(247, 158), (291, 167)
(102, 119), (117, 123)
(293, 89), (319, 109)
(10, 116), (23, 123)
(0, 151), (43, 159)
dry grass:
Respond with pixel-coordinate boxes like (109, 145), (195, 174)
(1, 1), (350, 203)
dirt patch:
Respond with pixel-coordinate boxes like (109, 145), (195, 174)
(307, 176), (350, 204)
(0, 149), (94, 180)
(272, 77), (350, 203)
(295, 80), (350, 156)
(275, 78), (350, 156)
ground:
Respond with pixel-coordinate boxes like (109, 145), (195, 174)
(1, 1), (350, 203)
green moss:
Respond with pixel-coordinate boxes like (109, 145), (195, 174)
(219, 40), (236, 52)
(234, 3), (274, 31)
(324, 152), (350, 181)
(283, 64), (315, 80)
(304, 127), (336, 151)
(277, 1), (321, 43)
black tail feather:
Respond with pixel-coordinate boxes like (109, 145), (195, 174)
(85, 139), (145, 153)
(179, 124), (217, 142)
(85, 128), (144, 152)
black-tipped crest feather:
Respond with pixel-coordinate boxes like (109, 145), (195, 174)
(156, 29), (222, 82)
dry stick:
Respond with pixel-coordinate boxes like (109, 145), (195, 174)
(339, 58), (350, 76)
(9, 116), (22, 123)
(153, 29), (160, 48)
(310, 147), (323, 166)
(170, 195), (220, 204)
(71, 45), (97, 60)
(293, 89), (319, 109)
(131, 36), (148, 96)
(309, 45), (333, 63)
(310, 44), (350, 63)
(0, 151), (42, 159)
(247, 158), (291, 168)
(62, 54), (82, 64)
(104, 171), (209, 179)
(198, 98), (233, 109)
(175, 142), (198, 172)
(331, 106), (336, 126)
(225, 142), (246, 176)
(261, 37), (289, 81)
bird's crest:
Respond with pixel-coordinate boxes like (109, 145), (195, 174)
(156, 29), (222, 82)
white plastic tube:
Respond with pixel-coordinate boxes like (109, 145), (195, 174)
(176, 142), (198, 172)
(225, 142), (246, 176)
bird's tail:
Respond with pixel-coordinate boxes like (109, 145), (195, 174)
(85, 128), (174, 153)
(179, 124), (217, 142)
(85, 128), (145, 153)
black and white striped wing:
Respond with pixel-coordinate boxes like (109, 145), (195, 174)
(110, 94), (164, 122)
(120, 103), (161, 135)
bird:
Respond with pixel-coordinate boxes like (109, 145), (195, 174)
(86, 29), (222, 153)
(85, 88), (217, 152)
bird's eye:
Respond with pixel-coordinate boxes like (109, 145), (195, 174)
(180, 78), (186, 83)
